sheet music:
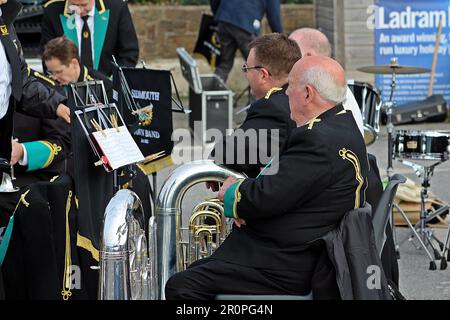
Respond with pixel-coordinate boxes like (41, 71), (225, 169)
(92, 125), (144, 170)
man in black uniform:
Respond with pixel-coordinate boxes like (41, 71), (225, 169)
(1, 36), (122, 300)
(0, 0), (70, 299)
(44, 37), (152, 260)
(165, 56), (369, 300)
(209, 33), (300, 181)
(43, 36), (112, 92)
(40, 0), (139, 77)
(0, 70), (70, 227)
(0, 37), (111, 226)
(0, 4), (70, 221)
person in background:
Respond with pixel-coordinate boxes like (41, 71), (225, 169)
(40, 0), (139, 77)
(210, 0), (282, 83)
(289, 27), (364, 137)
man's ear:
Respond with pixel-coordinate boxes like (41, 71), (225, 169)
(261, 67), (270, 80)
(305, 85), (313, 102)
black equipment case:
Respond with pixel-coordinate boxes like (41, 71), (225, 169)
(383, 94), (448, 125)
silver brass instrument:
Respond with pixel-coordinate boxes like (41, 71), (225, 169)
(98, 160), (244, 300)
(98, 189), (152, 300)
(156, 159), (245, 300)
(0, 158), (19, 193)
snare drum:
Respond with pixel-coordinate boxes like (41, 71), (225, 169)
(394, 130), (450, 161)
(347, 81), (382, 145)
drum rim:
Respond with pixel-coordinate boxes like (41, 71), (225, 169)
(347, 80), (380, 94)
(394, 152), (449, 161)
(395, 130), (450, 137)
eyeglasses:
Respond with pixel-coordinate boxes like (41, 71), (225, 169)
(241, 64), (272, 76)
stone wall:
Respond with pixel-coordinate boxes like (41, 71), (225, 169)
(131, 4), (315, 60)
(130, 4), (315, 96)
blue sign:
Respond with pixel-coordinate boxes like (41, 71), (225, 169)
(374, 0), (450, 104)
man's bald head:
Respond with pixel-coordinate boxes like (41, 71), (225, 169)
(289, 28), (332, 58)
(293, 55), (346, 103)
(287, 56), (347, 126)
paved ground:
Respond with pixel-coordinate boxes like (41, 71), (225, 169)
(152, 110), (450, 300)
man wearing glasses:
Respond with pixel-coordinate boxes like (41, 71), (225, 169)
(0, 36), (111, 228)
(209, 33), (301, 186)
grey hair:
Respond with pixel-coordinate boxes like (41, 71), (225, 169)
(300, 66), (347, 104)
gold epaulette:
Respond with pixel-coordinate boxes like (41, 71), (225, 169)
(307, 118), (321, 130)
(264, 87), (283, 99)
(98, 0), (106, 14)
(33, 71), (56, 86)
(44, 0), (65, 8)
(336, 109), (347, 115)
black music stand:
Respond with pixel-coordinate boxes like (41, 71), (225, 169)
(69, 81), (114, 252)
(112, 60), (180, 210)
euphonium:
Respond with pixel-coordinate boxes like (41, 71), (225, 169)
(98, 189), (152, 300)
(155, 159), (245, 300)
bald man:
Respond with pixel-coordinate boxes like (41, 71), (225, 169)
(289, 28), (364, 137)
(165, 56), (369, 300)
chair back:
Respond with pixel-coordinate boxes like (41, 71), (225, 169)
(372, 174), (406, 255)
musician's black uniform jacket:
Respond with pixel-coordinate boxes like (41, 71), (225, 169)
(211, 85), (295, 178)
(0, 22), (66, 162)
(40, 0), (139, 77)
(12, 71), (70, 188)
(213, 105), (369, 271)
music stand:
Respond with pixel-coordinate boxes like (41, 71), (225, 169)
(70, 81), (140, 190)
(70, 80), (109, 106)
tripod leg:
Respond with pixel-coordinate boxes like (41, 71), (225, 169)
(442, 225), (450, 261)
(395, 203), (436, 266)
(423, 232), (441, 260)
(440, 227), (449, 269)
(430, 232), (444, 251)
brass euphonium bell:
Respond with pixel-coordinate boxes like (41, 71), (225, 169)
(0, 158), (19, 193)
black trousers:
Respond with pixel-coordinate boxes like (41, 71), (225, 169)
(214, 22), (255, 83)
(165, 258), (313, 300)
(0, 191), (20, 227)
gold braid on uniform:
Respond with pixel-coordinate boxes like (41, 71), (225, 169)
(339, 148), (364, 209)
(61, 190), (73, 300)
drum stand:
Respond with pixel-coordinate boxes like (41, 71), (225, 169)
(441, 223), (450, 269)
(383, 66), (399, 257)
(395, 160), (450, 270)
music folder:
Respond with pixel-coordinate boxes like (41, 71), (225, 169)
(74, 103), (144, 172)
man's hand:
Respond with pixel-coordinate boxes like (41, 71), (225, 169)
(0, 0), (8, 5)
(10, 140), (24, 166)
(233, 218), (246, 228)
(56, 104), (71, 123)
(206, 181), (221, 192)
(217, 177), (238, 201)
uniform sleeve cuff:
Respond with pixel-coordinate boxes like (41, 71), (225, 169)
(223, 179), (244, 219)
(18, 144), (28, 166)
(22, 141), (54, 171)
